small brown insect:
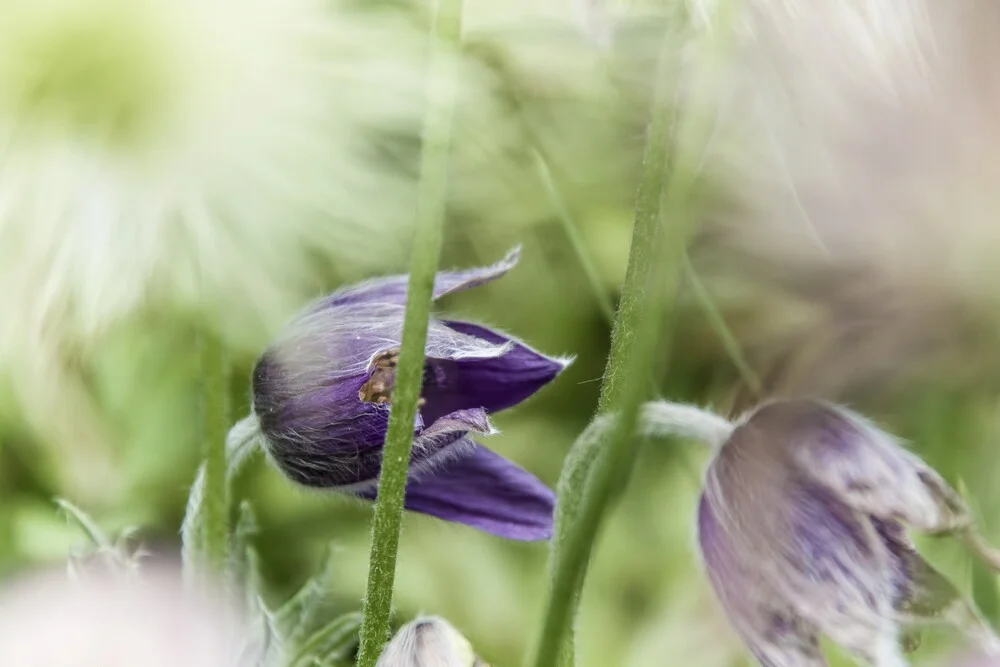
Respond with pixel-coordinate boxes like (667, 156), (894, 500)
(359, 349), (398, 403)
(358, 348), (426, 408)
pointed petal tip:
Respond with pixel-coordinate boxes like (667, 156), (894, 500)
(501, 244), (522, 267)
(535, 353), (574, 389)
(320, 245), (525, 310)
(430, 246), (524, 302)
(486, 522), (553, 542)
(401, 444), (555, 541)
(553, 354), (575, 371)
(428, 321), (571, 418)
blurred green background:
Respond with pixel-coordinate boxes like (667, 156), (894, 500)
(1, 1), (1000, 666)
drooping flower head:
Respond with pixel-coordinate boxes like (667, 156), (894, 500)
(252, 248), (569, 540)
(377, 616), (488, 667)
(697, 399), (1000, 666)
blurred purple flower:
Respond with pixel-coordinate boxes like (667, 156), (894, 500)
(252, 247), (570, 541)
(698, 399), (1000, 666)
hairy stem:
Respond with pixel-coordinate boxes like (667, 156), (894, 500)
(530, 78), (678, 667)
(528, 11), (734, 662)
(355, 0), (463, 663)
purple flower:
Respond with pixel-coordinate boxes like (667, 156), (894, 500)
(698, 399), (1000, 666)
(251, 248), (569, 541)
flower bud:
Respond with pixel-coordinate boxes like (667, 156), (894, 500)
(252, 248), (570, 540)
(377, 617), (488, 667)
(699, 399), (1000, 665)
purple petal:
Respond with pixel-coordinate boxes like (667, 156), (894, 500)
(253, 303), (506, 486)
(259, 401), (407, 489)
(253, 349), (405, 486)
(268, 407), (493, 491)
(418, 408), (497, 440)
(700, 403), (907, 666)
(360, 443), (554, 540)
(419, 321), (570, 425)
(323, 247), (521, 308)
(698, 496), (828, 667)
(783, 400), (970, 533)
(709, 397), (993, 667)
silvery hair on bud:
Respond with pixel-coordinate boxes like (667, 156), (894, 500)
(376, 617), (486, 667)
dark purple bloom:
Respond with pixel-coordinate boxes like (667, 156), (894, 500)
(698, 399), (1000, 666)
(251, 248), (569, 541)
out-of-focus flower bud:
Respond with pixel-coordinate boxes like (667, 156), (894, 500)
(377, 616), (489, 667)
(698, 399), (1000, 666)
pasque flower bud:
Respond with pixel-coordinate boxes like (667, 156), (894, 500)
(698, 399), (1000, 666)
(252, 248), (571, 540)
(377, 617), (488, 667)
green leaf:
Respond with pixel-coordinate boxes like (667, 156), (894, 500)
(57, 498), (143, 578)
(288, 612), (363, 667)
(276, 543), (344, 648)
(55, 498), (111, 550)
(230, 500), (264, 612)
(180, 463), (207, 583)
(181, 416), (259, 586)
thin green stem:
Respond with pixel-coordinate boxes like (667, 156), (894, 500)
(682, 255), (761, 395)
(533, 148), (616, 323)
(199, 333), (231, 576)
(355, 0), (463, 663)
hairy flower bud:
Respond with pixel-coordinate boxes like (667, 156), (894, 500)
(252, 248), (571, 540)
(698, 399), (1000, 666)
(377, 617), (488, 667)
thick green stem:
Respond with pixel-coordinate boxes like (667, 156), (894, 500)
(529, 95), (679, 667)
(355, 1), (462, 663)
(528, 18), (732, 662)
(199, 333), (231, 576)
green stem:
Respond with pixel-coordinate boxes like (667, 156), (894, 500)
(533, 148), (616, 323)
(682, 255), (761, 395)
(355, 0), (463, 663)
(528, 14), (733, 661)
(199, 332), (231, 576)
(530, 95), (679, 667)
